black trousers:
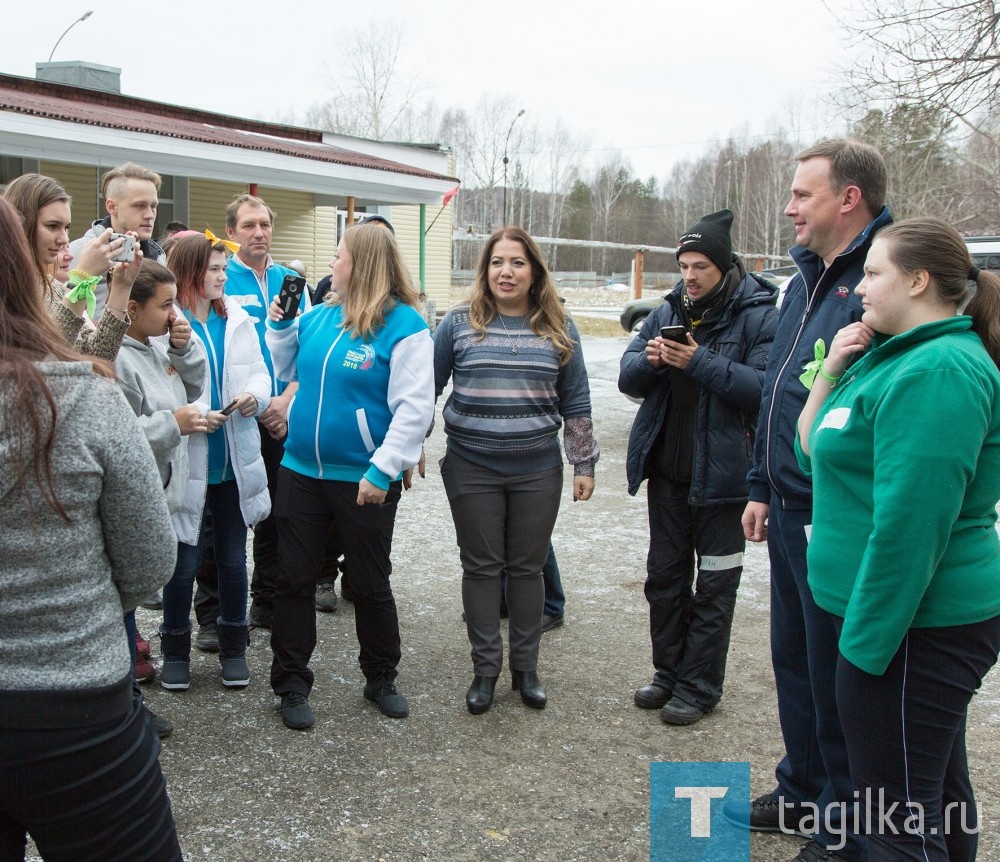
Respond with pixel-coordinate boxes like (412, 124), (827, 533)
(644, 476), (744, 710)
(0, 689), (182, 862)
(835, 613), (1000, 862)
(250, 424), (285, 607)
(270, 468), (403, 697)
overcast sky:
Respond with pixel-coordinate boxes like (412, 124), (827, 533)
(6, 0), (858, 181)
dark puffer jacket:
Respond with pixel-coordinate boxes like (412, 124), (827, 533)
(746, 207), (892, 510)
(619, 268), (779, 503)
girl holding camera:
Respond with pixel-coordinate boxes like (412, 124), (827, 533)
(1, 172), (140, 362)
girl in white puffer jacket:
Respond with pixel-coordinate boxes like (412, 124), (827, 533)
(159, 234), (271, 693)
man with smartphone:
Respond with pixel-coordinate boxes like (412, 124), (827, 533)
(223, 193), (306, 630)
(618, 209), (779, 727)
(69, 162), (167, 319)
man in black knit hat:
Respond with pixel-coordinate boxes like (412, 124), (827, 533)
(618, 209), (780, 725)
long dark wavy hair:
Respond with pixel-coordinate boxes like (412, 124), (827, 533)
(469, 226), (575, 365)
(1, 173), (71, 288)
(0, 198), (113, 519)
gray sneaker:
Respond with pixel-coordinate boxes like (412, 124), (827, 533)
(541, 614), (564, 633)
(364, 677), (409, 718)
(144, 704), (173, 739)
(140, 592), (163, 610)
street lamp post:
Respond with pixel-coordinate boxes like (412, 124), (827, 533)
(47, 10), (93, 63)
(501, 108), (525, 226)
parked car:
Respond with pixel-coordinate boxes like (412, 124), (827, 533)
(965, 236), (1000, 273)
(619, 269), (793, 333)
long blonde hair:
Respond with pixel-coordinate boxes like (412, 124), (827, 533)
(470, 226), (575, 365)
(329, 222), (420, 338)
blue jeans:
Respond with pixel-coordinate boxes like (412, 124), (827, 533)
(161, 480), (248, 634)
(541, 543), (564, 617)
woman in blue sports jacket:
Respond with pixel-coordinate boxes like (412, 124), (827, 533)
(264, 220), (434, 729)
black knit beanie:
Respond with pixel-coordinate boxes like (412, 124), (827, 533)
(676, 209), (734, 274)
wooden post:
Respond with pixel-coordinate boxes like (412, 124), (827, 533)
(419, 204), (427, 294)
(634, 249), (645, 300)
(347, 196), (355, 225)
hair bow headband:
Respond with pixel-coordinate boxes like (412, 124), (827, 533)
(205, 229), (240, 254)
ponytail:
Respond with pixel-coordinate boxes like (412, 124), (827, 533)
(967, 270), (1000, 369)
(879, 218), (1000, 369)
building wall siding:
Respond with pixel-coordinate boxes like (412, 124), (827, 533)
(389, 196), (453, 310)
(41, 160), (99, 229)
(189, 181), (332, 279)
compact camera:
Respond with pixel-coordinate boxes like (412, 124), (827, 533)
(111, 233), (137, 263)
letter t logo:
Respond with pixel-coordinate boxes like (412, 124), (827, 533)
(674, 786), (729, 837)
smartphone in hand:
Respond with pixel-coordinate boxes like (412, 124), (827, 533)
(111, 233), (137, 262)
(660, 325), (687, 344)
(221, 398), (241, 417)
(276, 274), (307, 320)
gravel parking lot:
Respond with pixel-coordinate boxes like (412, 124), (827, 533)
(36, 316), (998, 862)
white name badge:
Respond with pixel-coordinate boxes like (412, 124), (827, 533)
(818, 407), (851, 431)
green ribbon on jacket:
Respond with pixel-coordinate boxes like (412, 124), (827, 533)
(799, 339), (826, 390)
(66, 269), (101, 319)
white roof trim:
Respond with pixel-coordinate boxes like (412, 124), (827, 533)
(0, 110), (454, 205)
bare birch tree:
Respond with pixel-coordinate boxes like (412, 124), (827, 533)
(306, 19), (424, 140)
(840, 0), (1000, 130)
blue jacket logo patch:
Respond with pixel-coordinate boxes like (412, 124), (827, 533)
(343, 343), (375, 370)
(835, 285), (851, 298)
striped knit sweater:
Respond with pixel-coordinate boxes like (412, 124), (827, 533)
(433, 304), (599, 476)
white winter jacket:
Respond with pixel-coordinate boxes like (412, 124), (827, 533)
(172, 297), (272, 545)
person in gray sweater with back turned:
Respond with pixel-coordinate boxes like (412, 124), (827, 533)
(0, 197), (183, 862)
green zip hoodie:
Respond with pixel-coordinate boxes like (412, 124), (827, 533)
(797, 316), (1000, 675)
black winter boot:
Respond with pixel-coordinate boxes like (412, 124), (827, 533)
(159, 628), (192, 691)
(217, 622), (250, 689)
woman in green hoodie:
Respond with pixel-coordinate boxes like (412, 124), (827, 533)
(797, 218), (1000, 861)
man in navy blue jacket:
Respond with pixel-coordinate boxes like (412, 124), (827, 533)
(728, 140), (890, 862)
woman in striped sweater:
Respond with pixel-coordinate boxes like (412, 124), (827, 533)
(434, 226), (600, 715)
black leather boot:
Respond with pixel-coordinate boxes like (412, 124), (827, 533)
(466, 675), (499, 714)
(511, 670), (546, 709)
